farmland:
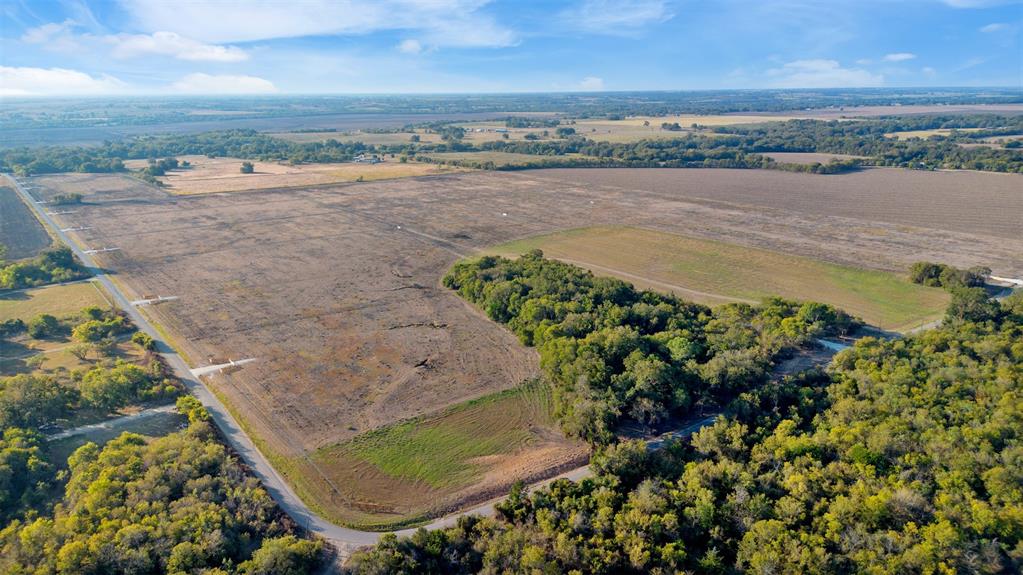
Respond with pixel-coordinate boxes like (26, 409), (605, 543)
(310, 381), (584, 528)
(24, 164), (1023, 528)
(762, 152), (866, 164)
(0, 185), (51, 259)
(489, 226), (949, 331)
(885, 127), (986, 140)
(123, 155), (465, 194)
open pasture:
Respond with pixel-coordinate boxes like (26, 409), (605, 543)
(490, 226), (949, 331)
(123, 155), (464, 194)
(27, 163), (1022, 527)
(762, 152), (866, 164)
(0, 280), (110, 323)
(885, 127), (986, 140)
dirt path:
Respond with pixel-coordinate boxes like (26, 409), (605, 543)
(46, 404), (178, 441)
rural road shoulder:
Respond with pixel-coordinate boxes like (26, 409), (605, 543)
(6, 174), (722, 557)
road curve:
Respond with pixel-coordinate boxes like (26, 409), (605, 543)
(6, 174), (720, 556)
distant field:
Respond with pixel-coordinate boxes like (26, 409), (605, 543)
(0, 281), (110, 323)
(270, 130), (443, 145)
(0, 185), (51, 259)
(885, 127), (986, 140)
(763, 152), (866, 164)
(490, 226), (949, 332)
(421, 151), (585, 166)
(124, 155), (466, 194)
(310, 381), (584, 528)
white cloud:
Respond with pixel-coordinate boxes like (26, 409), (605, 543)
(22, 20), (247, 62)
(766, 59), (883, 88)
(563, 0), (674, 33)
(855, 58), (872, 65)
(171, 73), (277, 94)
(118, 0), (517, 47)
(107, 32), (248, 62)
(922, 66), (937, 77)
(398, 39), (423, 54)
(882, 52), (916, 62)
(980, 22), (1008, 32)
(21, 20), (83, 52)
(578, 76), (605, 90)
(0, 66), (126, 96)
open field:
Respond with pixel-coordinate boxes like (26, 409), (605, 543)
(740, 103), (1023, 119)
(763, 152), (866, 164)
(123, 155), (466, 194)
(0, 185), (51, 259)
(533, 167), (1023, 242)
(420, 151), (594, 167)
(490, 226), (949, 331)
(885, 127), (986, 140)
(26, 164), (1023, 527)
(0, 281), (110, 323)
(310, 381), (584, 527)
(270, 131), (444, 145)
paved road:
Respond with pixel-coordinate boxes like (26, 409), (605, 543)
(6, 173), (723, 557)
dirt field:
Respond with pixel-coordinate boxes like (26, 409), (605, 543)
(533, 167), (1023, 246)
(0, 185), (51, 259)
(123, 156), (465, 194)
(490, 226), (948, 332)
(25, 165), (1022, 527)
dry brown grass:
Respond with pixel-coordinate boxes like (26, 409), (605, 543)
(123, 155), (466, 194)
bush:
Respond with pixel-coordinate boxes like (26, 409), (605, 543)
(26, 314), (59, 339)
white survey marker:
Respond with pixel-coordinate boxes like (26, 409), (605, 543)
(131, 295), (180, 306)
(190, 358), (258, 377)
(83, 247), (121, 254)
(47, 211), (75, 215)
(60, 226), (91, 232)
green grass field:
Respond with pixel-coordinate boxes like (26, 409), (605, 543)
(317, 381), (555, 489)
(0, 281), (110, 322)
(490, 226), (949, 332)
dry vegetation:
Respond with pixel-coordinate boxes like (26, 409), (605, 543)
(762, 152), (866, 164)
(25, 164), (1023, 528)
(0, 185), (51, 259)
(123, 155), (466, 194)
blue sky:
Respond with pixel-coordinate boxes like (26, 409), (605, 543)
(1, 0), (1020, 95)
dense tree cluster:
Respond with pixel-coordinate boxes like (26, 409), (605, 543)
(0, 246), (88, 290)
(348, 290), (1023, 575)
(443, 252), (855, 444)
(0, 397), (323, 575)
(909, 261), (990, 289)
(0, 130), (377, 175)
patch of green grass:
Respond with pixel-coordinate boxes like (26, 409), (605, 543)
(490, 226), (949, 332)
(322, 382), (553, 490)
(0, 281), (109, 323)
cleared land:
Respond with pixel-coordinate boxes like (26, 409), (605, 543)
(885, 127), (986, 140)
(123, 155), (465, 194)
(0, 281), (110, 323)
(491, 226), (949, 331)
(533, 167), (1023, 242)
(421, 151), (593, 166)
(741, 103), (1023, 119)
(0, 185), (51, 259)
(27, 165), (1022, 528)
